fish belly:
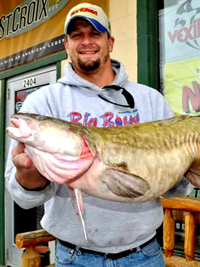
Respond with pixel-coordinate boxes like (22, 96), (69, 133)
(24, 145), (94, 184)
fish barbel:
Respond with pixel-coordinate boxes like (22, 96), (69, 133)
(6, 113), (200, 241)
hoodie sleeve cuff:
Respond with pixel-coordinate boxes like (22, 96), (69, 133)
(21, 180), (51, 191)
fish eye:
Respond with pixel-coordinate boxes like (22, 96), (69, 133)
(36, 115), (45, 120)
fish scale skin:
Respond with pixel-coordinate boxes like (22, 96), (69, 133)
(86, 116), (200, 155)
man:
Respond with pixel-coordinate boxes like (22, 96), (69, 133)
(5, 3), (190, 267)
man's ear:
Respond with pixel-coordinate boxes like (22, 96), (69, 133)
(63, 38), (69, 54)
(108, 36), (115, 53)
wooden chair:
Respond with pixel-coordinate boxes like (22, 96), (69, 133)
(15, 230), (56, 267)
(15, 196), (200, 267)
(161, 197), (200, 267)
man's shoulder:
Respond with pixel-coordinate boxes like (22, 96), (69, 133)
(125, 81), (162, 97)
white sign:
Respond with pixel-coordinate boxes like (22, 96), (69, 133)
(160, 0), (200, 63)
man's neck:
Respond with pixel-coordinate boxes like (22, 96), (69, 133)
(80, 69), (115, 87)
(74, 62), (116, 88)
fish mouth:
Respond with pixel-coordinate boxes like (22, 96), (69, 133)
(7, 116), (32, 139)
(11, 116), (21, 128)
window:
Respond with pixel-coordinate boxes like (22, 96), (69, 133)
(159, 0), (200, 115)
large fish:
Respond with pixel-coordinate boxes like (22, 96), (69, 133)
(6, 113), (200, 241)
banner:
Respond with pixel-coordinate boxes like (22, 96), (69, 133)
(0, 35), (65, 71)
(0, 0), (68, 40)
(0, 0), (108, 71)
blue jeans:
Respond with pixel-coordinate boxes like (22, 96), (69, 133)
(55, 239), (165, 267)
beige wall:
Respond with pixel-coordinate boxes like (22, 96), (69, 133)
(110, 0), (137, 82)
(62, 0), (137, 82)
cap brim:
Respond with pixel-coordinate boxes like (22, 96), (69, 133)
(65, 16), (108, 34)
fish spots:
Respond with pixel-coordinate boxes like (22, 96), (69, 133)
(115, 162), (128, 171)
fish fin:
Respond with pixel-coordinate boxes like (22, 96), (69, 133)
(69, 188), (88, 242)
(74, 188), (88, 242)
(68, 188), (79, 215)
(104, 168), (150, 198)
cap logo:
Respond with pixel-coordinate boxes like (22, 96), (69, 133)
(71, 7), (98, 17)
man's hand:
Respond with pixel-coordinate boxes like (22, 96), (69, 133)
(12, 142), (49, 190)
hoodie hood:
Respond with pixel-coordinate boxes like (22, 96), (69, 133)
(58, 60), (129, 93)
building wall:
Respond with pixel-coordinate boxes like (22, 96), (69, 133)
(110, 0), (137, 82)
(61, 0), (137, 82)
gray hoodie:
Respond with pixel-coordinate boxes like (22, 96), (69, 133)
(5, 60), (189, 253)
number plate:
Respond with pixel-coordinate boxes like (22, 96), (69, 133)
(23, 77), (37, 88)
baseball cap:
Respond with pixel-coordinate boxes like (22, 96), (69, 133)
(64, 3), (111, 35)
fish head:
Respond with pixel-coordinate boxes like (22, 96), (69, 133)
(6, 113), (84, 156)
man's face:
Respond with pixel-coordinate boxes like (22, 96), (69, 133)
(64, 19), (114, 74)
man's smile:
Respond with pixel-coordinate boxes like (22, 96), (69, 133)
(79, 51), (97, 55)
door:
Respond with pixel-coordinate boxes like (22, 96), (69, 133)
(5, 65), (57, 267)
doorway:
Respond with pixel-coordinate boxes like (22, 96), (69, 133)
(5, 65), (57, 267)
